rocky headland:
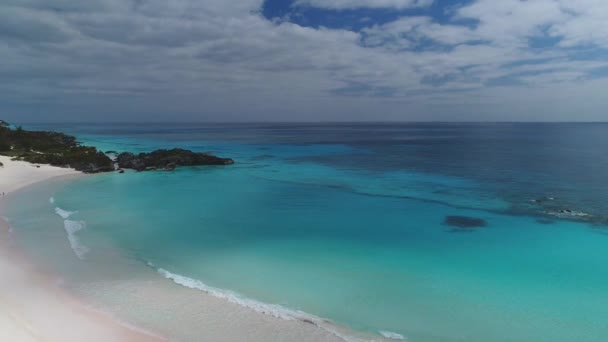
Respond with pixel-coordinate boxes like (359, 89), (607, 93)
(116, 149), (234, 172)
(0, 121), (233, 173)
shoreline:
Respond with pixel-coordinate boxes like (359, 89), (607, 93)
(0, 218), (165, 342)
(0, 156), (82, 195)
(0, 155), (165, 342)
(0, 156), (386, 342)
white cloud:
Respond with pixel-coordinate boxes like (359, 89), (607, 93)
(0, 0), (607, 121)
(456, 0), (565, 47)
(454, 0), (608, 49)
(551, 0), (608, 47)
(362, 16), (481, 49)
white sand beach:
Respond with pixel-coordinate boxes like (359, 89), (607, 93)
(0, 156), (81, 195)
(0, 155), (163, 342)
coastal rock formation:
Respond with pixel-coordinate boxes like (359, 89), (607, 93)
(116, 148), (234, 172)
(0, 122), (114, 173)
(0, 121), (234, 174)
(527, 195), (601, 224)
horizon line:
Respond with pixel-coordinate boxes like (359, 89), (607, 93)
(9, 120), (608, 125)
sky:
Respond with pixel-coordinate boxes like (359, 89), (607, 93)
(1, 0), (608, 122)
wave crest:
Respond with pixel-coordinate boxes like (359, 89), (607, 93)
(154, 265), (317, 321)
(55, 207), (77, 219)
(149, 264), (373, 342)
(54, 206), (89, 259)
(379, 331), (406, 340)
(64, 220), (89, 259)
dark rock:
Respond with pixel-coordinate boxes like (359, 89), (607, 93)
(546, 208), (593, 220)
(116, 152), (136, 167)
(301, 319), (315, 325)
(118, 169), (125, 174)
(117, 148), (234, 172)
(0, 123), (114, 173)
(1, 122), (234, 174)
(444, 215), (487, 232)
(164, 162), (176, 171)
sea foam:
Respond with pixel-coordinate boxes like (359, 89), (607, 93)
(63, 220), (89, 259)
(1, 215), (12, 233)
(379, 331), (406, 340)
(55, 207), (77, 219)
(150, 264), (369, 342)
(54, 206), (89, 259)
(153, 264), (317, 321)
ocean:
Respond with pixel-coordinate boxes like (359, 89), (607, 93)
(4, 123), (608, 341)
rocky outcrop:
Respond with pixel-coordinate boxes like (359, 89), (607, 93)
(528, 196), (600, 224)
(0, 121), (234, 174)
(0, 121), (114, 173)
(116, 148), (234, 172)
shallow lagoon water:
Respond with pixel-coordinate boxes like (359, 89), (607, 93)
(5, 123), (608, 341)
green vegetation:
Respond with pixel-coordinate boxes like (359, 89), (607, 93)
(0, 121), (114, 173)
(0, 120), (234, 173)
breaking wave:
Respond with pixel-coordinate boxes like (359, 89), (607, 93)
(148, 263), (375, 342)
(54, 206), (89, 259)
(63, 220), (89, 259)
(55, 207), (77, 219)
(379, 331), (406, 340)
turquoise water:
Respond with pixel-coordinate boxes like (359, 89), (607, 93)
(5, 123), (608, 341)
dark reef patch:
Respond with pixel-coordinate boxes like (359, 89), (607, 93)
(444, 215), (487, 233)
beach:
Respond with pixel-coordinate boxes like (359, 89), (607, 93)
(0, 155), (363, 342)
(0, 155), (162, 342)
(0, 156), (82, 195)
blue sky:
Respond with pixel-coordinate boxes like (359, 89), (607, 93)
(263, 0), (461, 29)
(1, 0), (608, 122)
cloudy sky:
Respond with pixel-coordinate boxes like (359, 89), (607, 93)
(2, 0), (608, 122)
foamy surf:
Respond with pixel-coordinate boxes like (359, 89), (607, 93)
(1, 215), (13, 233)
(64, 220), (89, 259)
(379, 331), (406, 340)
(49, 196), (55, 204)
(153, 264), (318, 321)
(54, 206), (89, 259)
(149, 263), (373, 342)
(55, 207), (77, 219)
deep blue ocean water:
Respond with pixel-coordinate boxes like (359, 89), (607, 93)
(5, 123), (608, 341)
